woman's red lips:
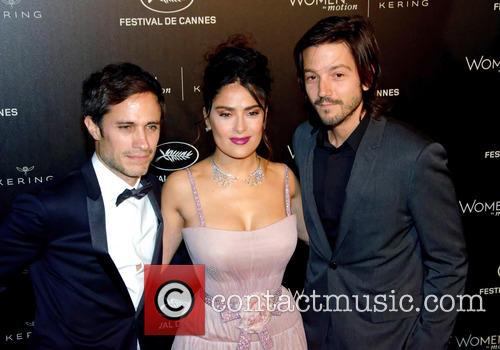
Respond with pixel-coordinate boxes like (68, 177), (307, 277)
(230, 137), (250, 145)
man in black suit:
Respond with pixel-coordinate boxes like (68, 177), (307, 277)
(292, 16), (467, 349)
(0, 63), (174, 349)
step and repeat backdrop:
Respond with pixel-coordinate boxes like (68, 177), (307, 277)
(0, 0), (498, 348)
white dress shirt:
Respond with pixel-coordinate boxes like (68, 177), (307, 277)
(92, 154), (157, 311)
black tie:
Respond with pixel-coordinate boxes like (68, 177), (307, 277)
(115, 181), (153, 206)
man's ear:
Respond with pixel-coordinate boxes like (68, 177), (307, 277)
(203, 107), (211, 131)
(84, 116), (102, 140)
(362, 65), (377, 91)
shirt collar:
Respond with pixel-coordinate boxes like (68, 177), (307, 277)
(91, 153), (141, 204)
(316, 114), (370, 152)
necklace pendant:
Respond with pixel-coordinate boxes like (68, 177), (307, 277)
(211, 158), (264, 187)
(245, 166), (264, 186)
(212, 167), (237, 187)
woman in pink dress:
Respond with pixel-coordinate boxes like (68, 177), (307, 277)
(162, 35), (308, 349)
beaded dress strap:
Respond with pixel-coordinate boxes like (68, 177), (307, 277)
(284, 165), (292, 217)
(185, 168), (206, 227)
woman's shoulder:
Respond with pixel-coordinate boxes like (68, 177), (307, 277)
(264, 160), (290, 181)
(264, 160), (295, 177)
(163, 158), (210, 191)
(185, 157), (211, 177)
(264, 159), (285, 171)
(161, 168), (189, 197)
(264, 160), (298, 195)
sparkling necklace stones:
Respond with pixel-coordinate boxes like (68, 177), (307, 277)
(210, 157), (264, 187)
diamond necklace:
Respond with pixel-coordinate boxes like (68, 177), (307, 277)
(210, 157), (264, 187)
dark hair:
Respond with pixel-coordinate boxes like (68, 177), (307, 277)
(81, 62), (165, 126)
(202, 34), (273, 157)
(294, 16), (383, 117)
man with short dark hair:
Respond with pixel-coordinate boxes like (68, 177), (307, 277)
(0, 63), (173, 349)
(292, 16), (467, 349)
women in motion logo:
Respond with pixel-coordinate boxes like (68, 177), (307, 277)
(140, 0), (194, 14)
(1, 0), (21, 8)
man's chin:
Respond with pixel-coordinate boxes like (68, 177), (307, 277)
(125, 159), (153, 170)
(319, 116), (341, 127)
(123, 166), (150, 179)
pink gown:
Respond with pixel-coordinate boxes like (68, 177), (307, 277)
(172, 166), (307, 350)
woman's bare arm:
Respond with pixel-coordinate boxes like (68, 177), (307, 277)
(289, 170), (309, 244)
(161, 171), (188, 264)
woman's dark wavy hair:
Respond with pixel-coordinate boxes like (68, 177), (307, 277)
(294, 16), (384, 119)
(202, 34), (273, 157)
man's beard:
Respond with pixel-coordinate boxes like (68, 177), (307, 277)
(314, 94), (363, 127)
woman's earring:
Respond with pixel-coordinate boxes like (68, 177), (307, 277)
(203, 108), (211, 132)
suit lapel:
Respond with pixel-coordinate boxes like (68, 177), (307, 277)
(82, 161), (108, 255)
(302, 129), (333, 261)
(136, 174), (164, 318)
(145, 175), (164, 266)
(334, 117), (386, 255)
(81, 161), (135, 309)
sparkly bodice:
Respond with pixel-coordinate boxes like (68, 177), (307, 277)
(173, 165), (306, 349)
(182, 165), (295, 297)
(182, 215), (297, 297)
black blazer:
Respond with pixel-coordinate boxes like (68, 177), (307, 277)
(293, 116), (467, 350)
(0, 160), (177, 349)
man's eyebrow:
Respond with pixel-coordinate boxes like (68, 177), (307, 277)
(328, 64), (352, 71)
(304, 64), (352, 73)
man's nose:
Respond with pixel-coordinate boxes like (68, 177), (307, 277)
(133, 129), (150, 150)
(318, 77), (332, 98)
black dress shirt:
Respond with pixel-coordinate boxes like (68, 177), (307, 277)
(313, 116), (370, 251)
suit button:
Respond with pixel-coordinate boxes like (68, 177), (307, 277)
(329, 261), (337, 270)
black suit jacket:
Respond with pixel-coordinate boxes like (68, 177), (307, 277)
(293, 117), (467, 350)
(0, 160), (177, 349)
